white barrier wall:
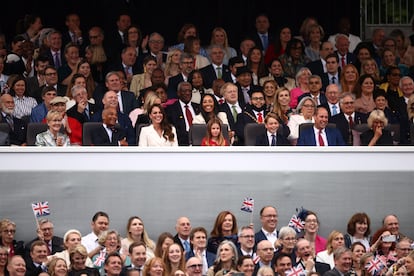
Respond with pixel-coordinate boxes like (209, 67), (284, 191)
(1, 147), (413, 243)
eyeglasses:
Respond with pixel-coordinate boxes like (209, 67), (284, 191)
(3, 229), (16, 234)
(45, 72), (57, 76)
(241, 235), (255, 239)
(40, 227), (53, 232)
(187, 264), (203, 269)
(397, 248), (411, 251)
(283, 237), (297, 241)
(251, 97), (265, 101)
(262, 215), (278, 218)
(181, 61), (193, 65)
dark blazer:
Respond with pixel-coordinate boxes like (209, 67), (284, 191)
(250, 32), (274, 53)
(335, 51), (354, 67)
(321, 102), (341, 119)
(321, 70), (341, 92)
(107, 60), (143, 78)
(199, 64), (233, 89)
(323, 267), (342, 276)
(24, 236), (64, 261)
(0, 115), (27, 145)
(360, 129), (394, 146)
(298, 92), (328, 106)
(185, 249), (216, 266)
(66, 103), (97, 124)
(44, 49), (66, 69)
(90, 124), (128, 146)
(255, 131), (290, 146)
(166, 101), (200, 146)
(235, 106), (267, 145)
(219, 103), (238, 131)
(34, 84), (67, 104)
(297, 125), (345, 146)
(173, 234), (185, 251)
(294, 259), (330, 275)
(25, 260), (45, 276)
(254, 229), (278, 247)
(329, 112), (368, 145)
(119, 90), (139, 115)
(236, 84), (262, 109)
(105, 29), (126, 63)
(26, 75), (41, 99)
(91, 110), (136, 145)
(167, 73), (185, 99)
(305, 59), (324, 77)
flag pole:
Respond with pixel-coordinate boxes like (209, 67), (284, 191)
(249, 209), (254, 227)
(31, 203), (40, 231)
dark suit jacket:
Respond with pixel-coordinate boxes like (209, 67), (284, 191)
(90, 124), (128, 146)
(119, 90), (139, 115)
(185, 249), (216, 266)
(66, 103), (97, 124)
(321, 70), (341, 92)
(236, 84), (263, 109)
(0, 115), (27, 145)
(297, 92), (328, 106)
(24, 236), (64, 261)
(26, 75), (41, 99)
(250, 32), (274, 53)
(173, 234), (185, 251)
(255, 131), (290, 146)
(25, 260), (44, 276)
(297, 125), (345, 146)
(294, 259), (330, 276)
(34, 84), (67, 104)
(235, 106), (267, 145)
(167, 73), (185, 99)
(335, 51), (354, 67)
(91, 110), (136, 145)
(254, 229), (278, 247)
(305, 59), (324, 77)
(199, 64), (233, 89)
(329, 112), (368, 145)
(43, 49), (66, 69)
(323, 267), (343, 276)
(166, 101), (200, 146)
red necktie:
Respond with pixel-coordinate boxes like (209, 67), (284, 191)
(341, 56), (346, 68)
(348, 115), (354, 129)
(318, 130), (325, 146)
(257, 112), (263, 123)
(218, 98), (224, 104)
(185, 105), (193, 127)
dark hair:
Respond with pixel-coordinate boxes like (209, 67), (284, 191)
(199, 93), (219, 123)
(104, 251), (122, 265)
(92, 211), (109, 222)
(148, 103), (175, 142)
(9, 75), (27, 97)
(347, 213), (371, 236)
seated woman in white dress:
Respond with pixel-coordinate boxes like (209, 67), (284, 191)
(138, 103), (178, 147)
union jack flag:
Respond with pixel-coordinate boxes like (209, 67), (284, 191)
(366, 256), (386, 276)
(286, 264), (306, 276)
(31, 202), (50, 217)
(288, 214), (305, 233)
(240, 197), (254, 213)
(93, 248), (107, 267)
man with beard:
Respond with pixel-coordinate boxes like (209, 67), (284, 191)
(235, 88), (267, 145)
(295, 239), (330, 275)
(0, 94), (27, 145)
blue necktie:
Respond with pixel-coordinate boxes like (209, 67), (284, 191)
(332, 105), (338, 115)
(271, 134), (276, 146)
(183, 240), (190, 252)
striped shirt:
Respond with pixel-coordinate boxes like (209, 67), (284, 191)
(13, 96), (38, 119)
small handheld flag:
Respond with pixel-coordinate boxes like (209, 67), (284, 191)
(288, 207), (309, 233)
(365, 256), (387, 276)
(31, 201), (50, 217)
(240, 197), (254, 213)
(286, 264), (306, 276)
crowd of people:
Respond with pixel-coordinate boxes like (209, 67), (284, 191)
(0, 13), (414, 147)
(1, 209), (413, 276)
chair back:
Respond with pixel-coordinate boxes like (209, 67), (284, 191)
(0, 123), (10, 146)
(136, 123), (150, 145)
(244, 123), (266, 146)
(26, 122), (48, 146)
(82, 122), (103, 146)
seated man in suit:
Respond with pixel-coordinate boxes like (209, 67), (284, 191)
(66, 85), (96, 124)
(173, 216), (192, 252)
(25, 241), (49, 276)
(297, 106), (345, 146)
(253, 240), (274, 276)
(254, 206), (279, 250)
(235, 88), (267, 145)
(185, 227), (215, 275)
(219, 82), (243, 145)
(323, 247), (353, 276)
(255, 112), (290, 146)
(329, 93), (368, 146)
(0, 94), (27, 145)
(122, 241), (146, 273)
(30, 86), (57, 123)
(199, 44), (232, 89)
(294, 239), (330, 275)
(321, 54), (341, 92)
(297, 75), (327, 106)
(321, 84), (341, 119)
(25, 218), (63, 261)
(91, 90), (135, 145)
(167, 53), (194, 99)
(166, 82), (200, 146)
(237, 226), (256, 258)
(91, 106), (128, 146)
